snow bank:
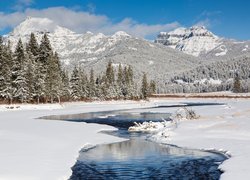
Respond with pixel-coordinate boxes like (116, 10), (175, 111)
(147, 98), (250, 179)
(0, 100), (152, 180)
(0, 104), (63, 112)
(1, 98), (250, 179)
(128, 121), (175, 133)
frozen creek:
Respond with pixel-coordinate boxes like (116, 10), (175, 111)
(44, 103), (228, 180)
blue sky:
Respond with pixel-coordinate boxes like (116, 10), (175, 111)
(0, 0), (250, 40)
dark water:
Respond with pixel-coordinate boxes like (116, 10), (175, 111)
(70, 139), (225, 180)
(154, 102), (225, 108)
(43, 111), (171, 129)
(43, 102), (227, 180)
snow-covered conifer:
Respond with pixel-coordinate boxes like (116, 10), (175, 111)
(11, 39), (29, 103)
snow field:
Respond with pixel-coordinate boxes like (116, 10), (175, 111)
(1, 98), (250, 179)
(0, 101), (151, 180)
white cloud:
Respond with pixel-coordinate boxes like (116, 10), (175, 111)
(0, 7), (180, 39)
(13, 0), (34, 11)
(87, 3), (96, 13)
(194, 18), (211, 27)
(193, 10), (222, 28)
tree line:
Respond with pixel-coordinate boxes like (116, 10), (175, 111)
(0, 33), (156, 104)
(163, 57), (250, 93)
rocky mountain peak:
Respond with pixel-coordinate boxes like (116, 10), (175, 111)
(155, 26), (220, 57)
(10, 16), (75, 37)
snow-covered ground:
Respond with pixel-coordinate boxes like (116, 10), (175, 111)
(1, 98), (250, 179)
(147, 98), (250, 180)
(0, 101), (152, 180)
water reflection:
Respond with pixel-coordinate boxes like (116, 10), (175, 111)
(70, 139), (225, 180)
(43, 111), (171, 129)
(42, 103), (227, 180)
(78, 139), (221, 162)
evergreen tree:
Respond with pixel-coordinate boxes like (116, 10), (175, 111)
(0, 36), (11, 100)
(126, 65), (135, 99)
(11, 39), (29, 103)
(88, 68), (96, 98)
(79, 68), (89, 99)
(27, 33), (39, 57)
(39, 33), (52, 64)
(95, 75), (105, 99)
(233, 75), (241, 93)
(127, 65), (134, 84)
(141, 73), (148, 99)
(105, 61), (118, 99)
(61, 69), (71, 101)
(45, 52), (63, 103)
(25, 33), (40, 101)
(25, 49), (36, 101)
(36, 33), (53, 103)
(116, 64), (124, 99)
(4, 41), (13, 102)
(105, 61), (115, 85)
(121, 66), (128, 98)
(70, 66), (81, 100)
(149, 80), (157, 95)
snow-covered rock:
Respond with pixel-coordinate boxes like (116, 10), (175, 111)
(128, 121), (174, 133)
(155, 26), (221, 57)
(5, 17), (133, 66)
(155, 26), (250, 59)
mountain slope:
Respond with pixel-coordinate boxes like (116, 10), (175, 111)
(4, 17), (200, 91)
(155, 26), (250, 59)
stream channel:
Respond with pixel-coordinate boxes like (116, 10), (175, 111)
(44, 102), (228, 180)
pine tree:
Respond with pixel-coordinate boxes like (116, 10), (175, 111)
(36, 33), (53, 103)
(0, 36), (12, 101)
(25, 33), (40, 102)
(79, 68), (89, 99)
(121, 66), (128, 98)
(11, 39), (29, 103)
(27, 33), (39, 57)
(39, 33), (52, 64)
(233, 75), (241, 93)
(126, 65), (135, 99)
(45, 52), (63, 103)
(33, 59), (46, 103)
(105, 61), (115, 85)
(88, 68), (96, 98)
(4, 41), (13, 103)
(61, 69), (71, 101)
(70, 66), (81, 100)
(127, 65), (133, 84)
(25, 49), (36, 101)
(105, 61), (117, 99)
(149, 80), (157, 95)
(141, 73), (148, 99)
(116, 64), (124, 99)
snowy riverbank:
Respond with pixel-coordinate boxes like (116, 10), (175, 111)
(0, 101), (152, 180)
(1, 98), (250, 179)
(147, 98), (250, 180)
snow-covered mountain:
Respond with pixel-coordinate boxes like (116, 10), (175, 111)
(155, 26), (250, 59)
(4, 17), (200, 90)
(6, 17), (134, 66)
(4, 17), (250, 93)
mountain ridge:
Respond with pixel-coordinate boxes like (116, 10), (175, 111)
(155, 26), (250, 59)
(4, 17), (250, 93)
(3, 17), (201, 92)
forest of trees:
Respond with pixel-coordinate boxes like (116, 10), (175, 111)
(0, 33), (156, 104)
(163, 57), (250, 93)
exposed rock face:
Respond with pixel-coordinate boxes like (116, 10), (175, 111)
(155, 26), (250, 59)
